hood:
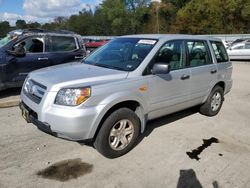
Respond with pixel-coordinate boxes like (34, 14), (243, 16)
(29, 62), (129, 91)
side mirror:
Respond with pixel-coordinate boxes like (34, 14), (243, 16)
(152, 63), (170, 75)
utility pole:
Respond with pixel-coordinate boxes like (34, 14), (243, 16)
(152, 0), (161, 34)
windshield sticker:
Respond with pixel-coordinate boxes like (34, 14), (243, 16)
(138, 40), (156, 45)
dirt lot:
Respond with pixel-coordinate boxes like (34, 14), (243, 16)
(0, 62), (250, 188)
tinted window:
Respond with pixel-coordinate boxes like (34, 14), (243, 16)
(187, 41), (212, 67)
(245, 44), (250, 49)
(51, 36), (77, 52)
(211, 41), (229, 63)
(154, 40), (185, 71)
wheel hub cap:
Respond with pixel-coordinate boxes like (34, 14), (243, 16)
(211, 92), (222, 112)
(109, 119), (134, 151)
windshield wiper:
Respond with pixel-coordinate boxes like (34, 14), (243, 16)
(94, 63), (126, 71)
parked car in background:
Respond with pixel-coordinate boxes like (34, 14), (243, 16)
(227, 42), (250, 60)
(222, 40), (231, 48)
(84, 39), (109, 52)
(0, 29), (86, 91)
(20, 34), (232, 158)
(230, 38), (250, 46)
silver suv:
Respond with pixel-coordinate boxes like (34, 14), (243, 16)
(20, 35), (232, 158)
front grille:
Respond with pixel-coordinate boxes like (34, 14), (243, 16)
(23, 79), (47, 104)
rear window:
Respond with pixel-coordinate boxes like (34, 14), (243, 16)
(51, 36), (77, 52)
(211, 41), (229, 63)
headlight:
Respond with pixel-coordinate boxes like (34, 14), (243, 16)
(55, 87), (91, 106)
(23, 77), (31, 93)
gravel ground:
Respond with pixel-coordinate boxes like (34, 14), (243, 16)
(0, 62), (250, 188)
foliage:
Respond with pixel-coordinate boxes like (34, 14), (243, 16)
(0, 0), (249, 37)
(0, 21), (11, 37)
(172, 0), (250, 34)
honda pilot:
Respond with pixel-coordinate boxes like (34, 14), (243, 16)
(20, 34), (232, 158)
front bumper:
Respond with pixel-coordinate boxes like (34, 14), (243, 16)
(20, 102), (57, 137)
(20, 93), (106, 141)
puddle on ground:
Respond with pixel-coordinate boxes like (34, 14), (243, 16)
(37, 158), (93, 181)
(186, 137), (219, 160)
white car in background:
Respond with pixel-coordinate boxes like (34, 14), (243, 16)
(222, 40), (231, 48)
(227, 42), (250, 60)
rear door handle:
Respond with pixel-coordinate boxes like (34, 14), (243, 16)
(181, 74), (190, 80)
(75, 56), (84, 59)
(38, 57), (48, 61)
(210, 69), (217, 74)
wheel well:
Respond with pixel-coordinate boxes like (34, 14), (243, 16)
(93, 100), (141, 140)
(215, 81), (225, 91)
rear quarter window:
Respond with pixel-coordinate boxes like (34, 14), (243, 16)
(210, 41), (229, 63)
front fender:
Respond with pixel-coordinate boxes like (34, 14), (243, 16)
(86, 91), (149, 139)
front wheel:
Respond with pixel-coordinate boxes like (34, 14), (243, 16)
(94, 108), (140, 158)
(200, 85), (224, 116)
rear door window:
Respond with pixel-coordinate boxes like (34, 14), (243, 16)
(186, 40), (212, 67)
(50, 36), (77, 52)
(210, 41), (229, 63)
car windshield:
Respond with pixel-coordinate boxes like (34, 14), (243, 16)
(0, 35), (13, 48)
(84, 38), (157, 71)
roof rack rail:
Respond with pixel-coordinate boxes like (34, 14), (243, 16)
(22, 28), (51, 33)
(58, 30), (76, 34)
(22, 28), (76, 35)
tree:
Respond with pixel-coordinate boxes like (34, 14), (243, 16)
(27, 22), (41, 29)
(67, 9), (95, 35)
(34, 0), (250, 35)
(0, 21), (11, 37)
(172, 0), (250, 34)
(16, 19), (27, 29)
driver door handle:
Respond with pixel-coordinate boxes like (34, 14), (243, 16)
(210, 69), (217, 74)
(181, 74), (190, 80)
(38, 57), (48, 61)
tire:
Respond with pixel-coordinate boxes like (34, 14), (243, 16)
(94, 108), (140, 158)
(200, 85), (224, 116)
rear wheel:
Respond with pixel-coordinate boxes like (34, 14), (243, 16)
(200, 86), (224, 116)
(94, 108), (140, 158)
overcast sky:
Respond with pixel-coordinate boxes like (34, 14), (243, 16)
(0, 0), (102, 25)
